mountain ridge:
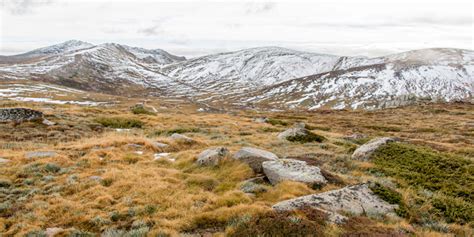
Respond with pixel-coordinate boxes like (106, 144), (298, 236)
(0, 40), (472, 110)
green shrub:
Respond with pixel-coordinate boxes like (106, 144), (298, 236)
(131, 106), (155, 115)
(229, 208), (327, 237)
(44, 163), (61, 173)
(363, 125), (401, 132)
(286, 132), (326, 143)
(101, 178), (114, 187)
(369, 183), (408, 217)
(94, 117), (144, 129)
(150, 127), (200, 136)
(371, 143), (474, 223)
(432, 195), (473, 224)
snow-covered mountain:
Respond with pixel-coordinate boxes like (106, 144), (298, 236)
(237, 48), (474, 109)
(0, 41), (472, 110)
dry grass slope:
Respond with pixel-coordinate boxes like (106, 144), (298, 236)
(0, 100), (472, 236)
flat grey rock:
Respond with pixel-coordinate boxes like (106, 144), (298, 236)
(170, 133), (195, 143)
(277, 127), (309, 140)
(262, 159), (327, 185)
(272, 183), (398, 223)
(233, 147), (279, 173)
(196, 147), (229, 166)
(351, 137), (396, 161)
(25, 151), (57, 159)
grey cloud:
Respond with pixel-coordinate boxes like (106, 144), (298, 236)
(1, 0), (53, 15)
(245, 2), (276, 14)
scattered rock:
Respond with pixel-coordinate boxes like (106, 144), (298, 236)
(254, 117), (268, 123)
(294, 122), (306, 129)
(152, 141), (169, 149)
(343, 133), (367, 140)
(89, 176), (103, 182)
(262, 159), (327, 186)
(42, 119), (56, 126)
(240, 176), (268, 194)
(272, 183), (398, 223)
(154, 153), (175, 162)
(45, 227), (64, 237)
(25, 151), (57, 159)
(0, 158), (11, 164)
(0, 108), (44, 123)
(196, 147), (229, 166)
(351, 137), (396, 161)
(233, 147), (279, 173)
(277, 127), (325, 143)
(170, 133), (195, 143)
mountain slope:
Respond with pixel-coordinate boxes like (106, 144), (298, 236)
(0, 42), (472, 110)
(237, 48), (473, 110)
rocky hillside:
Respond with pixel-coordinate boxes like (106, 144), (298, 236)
(0, 41), (472, 109)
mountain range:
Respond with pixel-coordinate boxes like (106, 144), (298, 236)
(0, 40), (472, 110)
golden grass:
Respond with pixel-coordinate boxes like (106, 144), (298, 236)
(0, 101), (472, 235)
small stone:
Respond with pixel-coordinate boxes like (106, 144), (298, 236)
(25, 151), (57, 159)
(152, 142), (169, 149)
(154, 153), (175, 162)
(196, 147), (229, 166)
(254, 117), (268, 123)
(45, 227), (64, 237)
(89, 176), (103, 181)
(42, 119), (56, 126)
(240, 176), (268, 194)
(233, 147), (279, 173)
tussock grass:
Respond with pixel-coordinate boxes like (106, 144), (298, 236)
(94, 117), (144, 128)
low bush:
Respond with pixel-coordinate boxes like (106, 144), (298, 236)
(94, 117), (144, 129)
(369, 183), (408, 217)
(150, 127), (200, 136)
(228, 208), (327, 237)
(286, 131), (326, 143)
(371, 143), (474, 224)
(266, 118), (288, 126)
(131, 106), (155, 115)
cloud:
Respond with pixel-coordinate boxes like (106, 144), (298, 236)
(245, 2), (276, 14)
(1, 0), (54, 15)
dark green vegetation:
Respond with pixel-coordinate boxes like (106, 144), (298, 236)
(130, 106), (156, 115)
(369, 183), (408, 217)
(94, 117), (144, 128)
(286, 131), (326, 143)
(265, 118), (288, 126)
(229, 208), (327, 237)
(371, 143), (474, 224)
(150, 127), (201, 136)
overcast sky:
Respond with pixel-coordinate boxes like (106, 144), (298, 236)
(0, 0), (472, 57)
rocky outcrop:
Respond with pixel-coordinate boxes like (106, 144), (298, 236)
(196, 147), (229, 166)
(233, 147), (279, 173)
(262, 159), (327, 186)
(351, 137), (396, 161)
(0, 108), (43, 123)
(272, 183), (398, 223)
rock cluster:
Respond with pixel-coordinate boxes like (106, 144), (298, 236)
(196, 147), (229, 166)
(233, 147), (279, 173)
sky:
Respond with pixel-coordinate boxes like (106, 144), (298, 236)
(0, 0), (473, 58)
